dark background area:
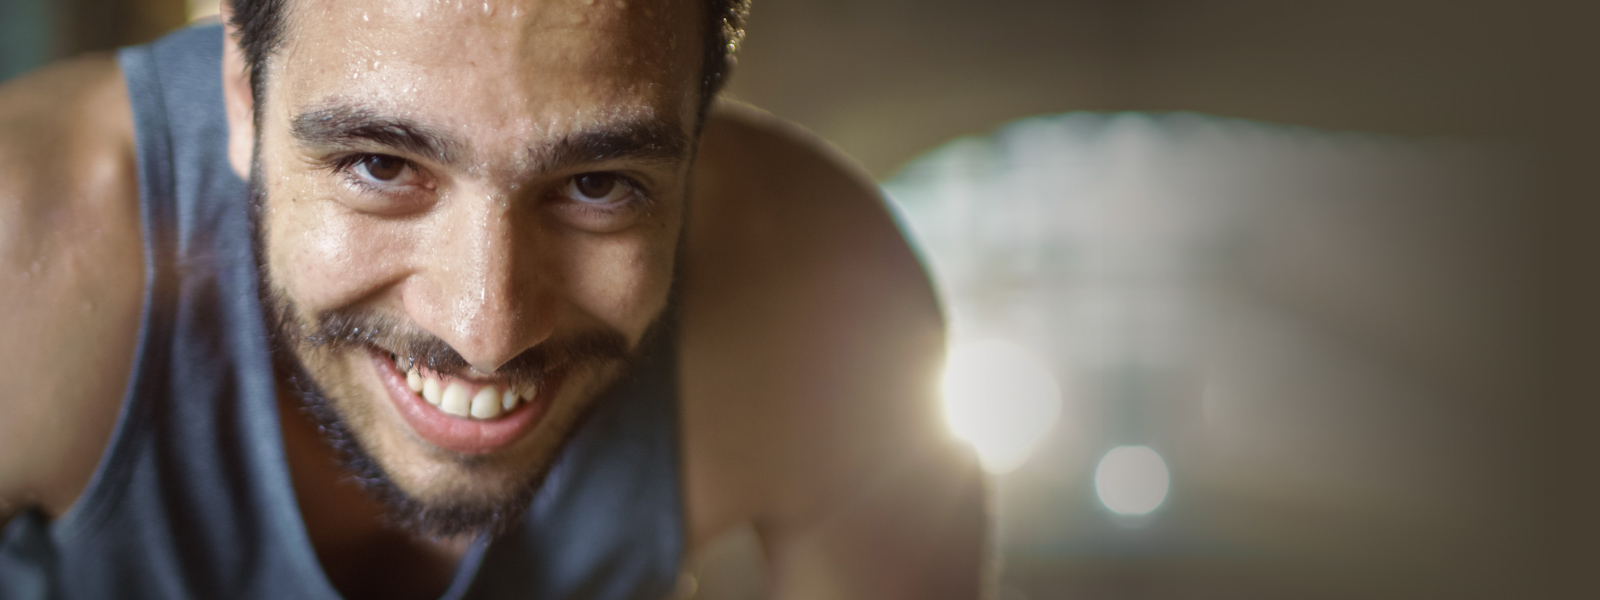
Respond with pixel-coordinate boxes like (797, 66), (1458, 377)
(3, 0), (1597, 598)
(0, 0), (184, 81)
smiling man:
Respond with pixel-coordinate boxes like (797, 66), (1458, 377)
(0, 1), (982, 599)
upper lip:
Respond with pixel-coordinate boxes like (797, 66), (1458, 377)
(377, 346), (548, 388)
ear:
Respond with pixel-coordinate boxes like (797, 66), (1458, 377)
(220, 1), (255, 181)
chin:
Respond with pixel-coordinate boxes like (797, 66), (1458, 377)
(284, 340), (630, 537)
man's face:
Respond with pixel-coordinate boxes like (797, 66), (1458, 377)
(246, 0), (702, 534)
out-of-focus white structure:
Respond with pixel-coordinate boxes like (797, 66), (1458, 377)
(1094, 445), (1170, 516)
(941, 339), (1062, 474)
(884, 112), (1538, 598)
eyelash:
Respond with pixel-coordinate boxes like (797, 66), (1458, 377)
(321, 153), (656, 216)
(327, 154), (422, 194)
(562, 174), (655, 212)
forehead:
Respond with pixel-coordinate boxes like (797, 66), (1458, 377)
(269, 0), (704, 146)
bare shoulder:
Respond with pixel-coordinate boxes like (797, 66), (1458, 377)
(0, 56), (145, 523)
(680, 102), (970, 547)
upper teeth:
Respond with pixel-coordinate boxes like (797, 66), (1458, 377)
(401, 358), (534, 420)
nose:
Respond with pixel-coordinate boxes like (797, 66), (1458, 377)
(408, 191), (551, 374)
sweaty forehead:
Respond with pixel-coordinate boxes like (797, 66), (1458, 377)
(269, 0), (704, 150)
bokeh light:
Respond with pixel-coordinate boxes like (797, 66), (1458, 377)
(940, 339), (1062, 474)
(1094, 445), (1170, 516)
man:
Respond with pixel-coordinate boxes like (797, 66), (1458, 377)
(0, 0), (983, 598)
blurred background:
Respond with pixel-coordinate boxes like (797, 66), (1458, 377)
(4, 0), (1597, 598)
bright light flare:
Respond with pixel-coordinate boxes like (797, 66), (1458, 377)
(940, 340), (1062, 474)
(1094, 445), (1170, 515)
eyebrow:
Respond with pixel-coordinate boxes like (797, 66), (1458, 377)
(291, 105), (464, 164)
(289, 103), (692, 174)
(536, 120), (692, 174)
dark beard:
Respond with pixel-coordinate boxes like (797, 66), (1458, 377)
(245, 162), (673, 540)
(273, 351), (541, 539)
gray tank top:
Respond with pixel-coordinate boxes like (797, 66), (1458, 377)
(0, 24), (685, 600)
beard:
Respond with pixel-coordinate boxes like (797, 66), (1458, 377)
(246, 165), (670, 540)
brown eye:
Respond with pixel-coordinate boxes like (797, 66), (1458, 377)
(556, 172), (645, 230)
(573, 173), (617, 199)
(358, 154), (407, 182)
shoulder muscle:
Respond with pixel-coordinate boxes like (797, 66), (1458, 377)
(0, 56), (144, 523)
(681, 103), (960, 545)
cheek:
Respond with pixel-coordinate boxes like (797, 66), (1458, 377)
(560, 229), (677, 333)
(263, 175), (412, 310)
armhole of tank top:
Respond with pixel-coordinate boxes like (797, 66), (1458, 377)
(658, 308), (691, 579)
(49, 42), (175, 545)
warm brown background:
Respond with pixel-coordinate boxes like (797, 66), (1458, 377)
(3, 0), (1597, 598)
(728, 3), (1595, 597)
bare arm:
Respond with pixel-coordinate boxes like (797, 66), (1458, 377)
(0, 56), (145, 526)
(681, 104), (986, 598)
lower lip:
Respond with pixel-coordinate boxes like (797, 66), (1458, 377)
(370, 351), (558, 455)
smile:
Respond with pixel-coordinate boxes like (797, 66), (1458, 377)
(369, 349), (561, 455)
(403, 358), (535, 421)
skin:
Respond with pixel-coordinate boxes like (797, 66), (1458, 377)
(0, 1), (984, 598)
(244, 0), (698, 516)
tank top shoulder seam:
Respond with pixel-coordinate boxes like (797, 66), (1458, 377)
(50, 40), (179, 545)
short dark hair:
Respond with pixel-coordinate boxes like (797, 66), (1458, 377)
(228, 0), (748, 126)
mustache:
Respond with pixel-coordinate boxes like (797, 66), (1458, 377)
(270, 301), (631, 389)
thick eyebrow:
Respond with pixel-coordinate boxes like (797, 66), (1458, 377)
(291, 104), (465, 164)
(289, 101), (693, 173)
(532, 120), (693, 174)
